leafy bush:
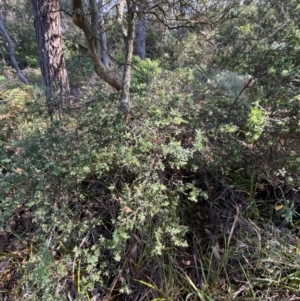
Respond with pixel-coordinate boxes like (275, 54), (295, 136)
(131, 56), (161, 87)
(1, 1), (300, 298)
(115, 55), (161, 90)
(1, 61), (300, 299)
(0, 84), (37, 142)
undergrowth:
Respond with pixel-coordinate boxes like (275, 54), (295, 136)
(1, 67), (300, 301)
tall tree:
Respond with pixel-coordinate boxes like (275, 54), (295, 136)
(135, 14), (146, 60)
(70, 0), (232, 115)
(0, 12), (28, 84)
(117, 0), (136, 114)
(97, 0), (109, 68)
(31, 0), (70, 116)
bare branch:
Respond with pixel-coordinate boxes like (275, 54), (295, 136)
(0, 12), (28, 84)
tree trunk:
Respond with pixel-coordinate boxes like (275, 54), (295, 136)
(135, 15), (146, 60)
(117, 0), (136, 114)
(72, 0), (121, 91)
(98, 0), (109, 68)
(31, 0), (70, 116)
(0, 12), (28, 84)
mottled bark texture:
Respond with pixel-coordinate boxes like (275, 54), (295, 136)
(0, 12), (28, 84)
(31, 0), (70, 115)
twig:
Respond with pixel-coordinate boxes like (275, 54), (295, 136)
(227, 204), (240, 250)
(227, 77), (255, 117)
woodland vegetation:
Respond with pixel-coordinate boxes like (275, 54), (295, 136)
(1, 0), (300, 300)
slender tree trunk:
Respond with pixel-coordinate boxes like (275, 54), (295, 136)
(31, 0), (70, 116)
(117, 0), (136, 113)
(0, 12), (28, 84)
(89, 0), (101, 56)
(98, 0), (109, 68)
(135, 15), (146, 60)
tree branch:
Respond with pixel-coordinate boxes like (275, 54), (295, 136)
(0, 12), (28, 84)
(72, 0), (122, 91)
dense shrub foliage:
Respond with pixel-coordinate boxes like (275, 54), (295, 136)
(1, 62), (300, 299)
(1, 0), (300, 300)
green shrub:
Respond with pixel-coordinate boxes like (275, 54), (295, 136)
(1, 64), (300, 299)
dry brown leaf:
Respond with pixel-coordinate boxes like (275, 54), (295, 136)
(118, 197), (133, 213)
